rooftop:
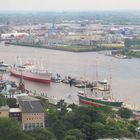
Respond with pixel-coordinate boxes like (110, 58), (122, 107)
(17, 96), (44, 113)
(17, 96), (39, 101)
(19, 100), (44, 113)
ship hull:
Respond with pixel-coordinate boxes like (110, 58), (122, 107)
(11, 70), (51, 84)
(78, 95), (123, 107)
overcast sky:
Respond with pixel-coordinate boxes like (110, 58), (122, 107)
(0, 0), (140, 11)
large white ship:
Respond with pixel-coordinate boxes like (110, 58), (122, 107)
(11, 63), (52, 84)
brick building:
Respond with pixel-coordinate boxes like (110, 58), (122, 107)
(17, 96), (45, 130)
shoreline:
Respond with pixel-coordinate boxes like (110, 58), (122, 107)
(5, 42), (121, 53)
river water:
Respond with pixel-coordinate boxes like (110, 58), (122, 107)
(0, 42), (140, 107)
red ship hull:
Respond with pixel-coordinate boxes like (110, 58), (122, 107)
(11, 70), (51, 84)
(79, 99), (102, 107)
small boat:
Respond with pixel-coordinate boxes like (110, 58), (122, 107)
(113, 54), (128, 59)
(75, 83), (85, 88)
(51, 73), (61, 83)
(61, 78), (70, 84)
(62, 76), (85, 86)
(0, 61), (11, 72)
(0, 80), (7, 85)
(75, 82), (95, 88)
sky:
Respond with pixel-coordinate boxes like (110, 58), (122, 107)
(0, 0), (140, 11)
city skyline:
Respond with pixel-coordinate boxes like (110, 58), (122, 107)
(0, 0), (139, 11)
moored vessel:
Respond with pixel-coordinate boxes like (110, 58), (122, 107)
(78, 80), (123, 108)
(78, 91), (123, 107)
(0, 61), (11, 72)
(78, 58), (123, 108)
(10, 62), (52, 84)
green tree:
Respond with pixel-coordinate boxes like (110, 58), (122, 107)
(91, 122), (105, 139)
(62, 111), (75, 130)
(66, 129), (85, 140)
(6, 98), (17, 108)
(63, 135), (77, 140)
(105, 118), (134, 138)
(29, 128), (56, 140)
(0, 118), (32, 140)
(45, 104), (137, 139)
(0, 94), (6, 106)
(118, 107), (133, 119)
(45, 106), (59, 127)
(19, 132), (34, 140)
(68, 106), (90, 128)
(57, 99), (67, 115)
(52, 120), (66, 140)
(83, 122), (105, 140)
(67, 103), (78, 110)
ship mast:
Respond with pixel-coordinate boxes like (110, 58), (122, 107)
(83, 70), (87, 95)
(109, 60), (113, 100)
(95, 57), (99, 97)
(96, 57), (98, 83)
(18, 71), (25, 93)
